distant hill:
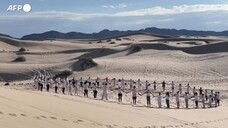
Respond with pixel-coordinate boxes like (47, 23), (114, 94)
(0, 33), (12, 38)
(19, 27), (228, 40)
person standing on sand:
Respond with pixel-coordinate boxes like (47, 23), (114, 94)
(162, 81), (166, 92)
(83, 81), (89, 97)
(93, 83), (98, 98)
(208, 94), (213, 108)
(73, 79), (79, 96)
(153, 81), (157, 91)
(54, 78), (59, 93)
(202, 94), (205, 108)
(132, 86), (138, 105)
(184, 92), (189, 109)
(205, 89), (208, 101)
(117, 86), (123, 102)
(217, 92), (220, 106)
(194, 92), (199, 108)
(179, 84), (182, 95)
(157, 92), (162, 108)
(129, 79), (133, 89)
(61, 78), (66, 94)
(186, 83), (190, 94)
(34, 77), (39, 90)
(171, 81), (175, 94)
(46, 78), (51, 92)
(96, 77), (100, 88)
(138, 79), (142, 90)
(175, 91), (180, 109)
(102, 83), (109, 100)
(193, 86), (196, 95)
(68, 80), (72, 95)
(165, 92), (170, 108)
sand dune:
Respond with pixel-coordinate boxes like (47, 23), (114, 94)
(0, 33), (228, 128)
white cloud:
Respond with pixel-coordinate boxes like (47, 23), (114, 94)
(103, 3), (127, 9)
(115, 4), (228, 16)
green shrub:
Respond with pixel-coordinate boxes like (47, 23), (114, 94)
(54, 70), (73, 79)
(18, 47), (26, 52)
(14, 56), (26, 62)
(79, 57), (97, 70)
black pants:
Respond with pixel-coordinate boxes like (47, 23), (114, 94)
(62, 87), (65, 94)
(55, 86), (58, 93)
(195, 101), (198, 108)
(46, 84), (50, 92)
(84, 89), (88, 97)
(93, 90), (98, 98)
(166, 99), (170, 108)
(147, 96), (151, 105)
(132, 96), (137, 105)
(40, 84), (43, 91)
(118, 93), (122, 102)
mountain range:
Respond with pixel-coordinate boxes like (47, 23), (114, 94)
(1, 27), (228, 40)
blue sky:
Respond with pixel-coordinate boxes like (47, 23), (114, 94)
(0, 0), (228, 37)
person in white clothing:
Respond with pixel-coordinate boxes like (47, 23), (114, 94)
(157, 92), (162, 108)
(184, 92), (189, 109)
(102, 83), (109, 100)
(175, 91), (180, 108)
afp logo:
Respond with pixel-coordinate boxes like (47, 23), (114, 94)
(7, 4), (32, 13)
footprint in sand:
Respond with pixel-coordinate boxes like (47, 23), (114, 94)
(0, 112), (3, 114)
(50, 117), (57, 120)
(8, 113), (17, 117)
(41, 116), (47, 118)
(77, 119), (84, 122)
(20, 114), (26, 117)
(62, 119), (68, 121)
(106, 125), (114, 128)
(35, 116), (41, 120)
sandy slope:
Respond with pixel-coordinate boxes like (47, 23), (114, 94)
(0, 86), (228, 128)
(0, 34), (228, 128)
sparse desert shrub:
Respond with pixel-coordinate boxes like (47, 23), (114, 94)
(116, 38), (122, 41)
(128, 45), (143, 55)
(97, 40), (102, 43)
(0, 76), (5, 82)
(18, 47), (26, 52)
(54, 70), (73, 79)
(79, 57), (98, 70)
(110, 42), (116, 44)
(106, 39), (111, 42)
(14, 56), (26, 62)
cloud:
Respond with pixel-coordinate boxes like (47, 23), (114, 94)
(115, 4), (228, 16)
(102, 3), (127, 9)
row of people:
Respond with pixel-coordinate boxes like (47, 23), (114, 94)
(33, 76), (221, 109)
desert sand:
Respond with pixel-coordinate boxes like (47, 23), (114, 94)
(0, 33), (228, 128)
